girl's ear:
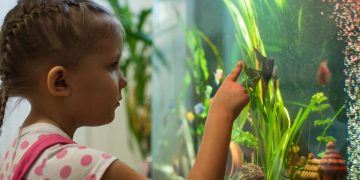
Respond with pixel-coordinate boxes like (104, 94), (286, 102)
(47, 66), (71, 97)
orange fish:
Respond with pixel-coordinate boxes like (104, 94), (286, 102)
(317, 60), (331, 85)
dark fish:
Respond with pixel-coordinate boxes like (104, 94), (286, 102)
(317, 60), (331, 85)
(243, 66), (261, 89)
(254, 48), (274, 84)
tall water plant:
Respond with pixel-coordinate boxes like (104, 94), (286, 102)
(224, 0), (312, 178)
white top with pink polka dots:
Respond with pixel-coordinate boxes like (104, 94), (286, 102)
(0, 123), (117, 180)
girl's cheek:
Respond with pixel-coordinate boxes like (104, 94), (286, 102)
(110, 71), (119, 81)
(110, 71), (121, 88)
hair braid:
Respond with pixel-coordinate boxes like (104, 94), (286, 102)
(0, 1), (80, 92)
(0, 1), (75, 134)
(0, 86), (8, 135)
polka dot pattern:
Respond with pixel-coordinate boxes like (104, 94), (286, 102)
(56, 149), (68, 159)
(87, 174), (97, 180)
(12, 152), (16, 160)
(12, 164), (17, 172)
(12, 140), (16, 148)
(60, 165), (71, 179)
(102, 153), (112, 159)
(4, 151), (9, 159)
(20, 141), (29, 150)
(78, 146), (87, 150)
(38, 134), (48, 140)
(34, 165), (43, 176)
(2, 127), (117, 180)
(81, 155), (93, 166)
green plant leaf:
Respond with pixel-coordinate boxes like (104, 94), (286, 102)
(316, 136), (337, 143)
(128, 31), (152, 45)
(317, 151), (326, 158)
(137, 9), (152, 31)
(196, 124), (204, 136)
(311, 92), (328, 104)
(275, 0), (287, 9)
(153, 46), (169, 70)
(314, 119), (333, 126)
(235, 104), (250, 129)
(298, 6), (303, 33)
(198, 31), (224, 69)
(232, 130), (258, 149)
(312, 103), (330, 112)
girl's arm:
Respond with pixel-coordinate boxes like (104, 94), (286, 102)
(102, 62), (248, 180)
(188, 61), (249, 180)
(102, 160), (147, 180)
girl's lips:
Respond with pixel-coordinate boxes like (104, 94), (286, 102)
(116, 97), (122, 107)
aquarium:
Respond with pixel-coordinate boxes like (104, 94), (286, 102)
(151, 0), (359, 179)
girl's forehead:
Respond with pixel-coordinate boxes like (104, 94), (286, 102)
(96, 36), (122, 52)
(83, 36), (122, 60)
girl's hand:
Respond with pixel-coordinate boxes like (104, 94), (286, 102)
(210, 61), (249, 122)
(189, 61), (250, 180)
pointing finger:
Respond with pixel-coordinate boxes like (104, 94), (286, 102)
(226, 61), (243, 82)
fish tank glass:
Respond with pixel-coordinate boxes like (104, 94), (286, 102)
(151, 0), (359, 179)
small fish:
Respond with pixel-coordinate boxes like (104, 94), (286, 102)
(272, 66), (278, 81)
(254, 48), (274, 84)
(214, 69), (223, 86)
(272, 66), (278, 90)
(254, 48), (275, 98)
(243, 65), (261, 89)
(317, 60), (331, 85)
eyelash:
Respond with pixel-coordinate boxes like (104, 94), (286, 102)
(108, 62), (119, 71)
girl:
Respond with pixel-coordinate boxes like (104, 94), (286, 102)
(0, 0), (249, 179)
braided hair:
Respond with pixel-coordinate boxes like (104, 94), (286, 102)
(0, 0), (124, 134)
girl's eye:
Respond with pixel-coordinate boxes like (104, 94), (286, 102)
(108, 62), (119, 71)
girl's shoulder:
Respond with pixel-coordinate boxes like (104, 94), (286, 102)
(27, 140), (117, 180)
(0, 123), (117, 180)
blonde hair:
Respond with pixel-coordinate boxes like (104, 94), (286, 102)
(0, 0), (125, 131)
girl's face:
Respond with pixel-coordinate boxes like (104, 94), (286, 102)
(66, 34), (127, 126)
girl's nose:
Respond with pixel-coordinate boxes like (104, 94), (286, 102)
(119, 71), (127, 88)
(120, 77), (127, 88)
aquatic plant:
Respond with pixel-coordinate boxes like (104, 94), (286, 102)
(224, 0), (287, 178)
(224, 0), (264, 68)
(149, 5), (227, 176)
(314, 105), (344, 157)
(231, 122), (258, 150)
(223, 0), (337, 179)
(183, 27), (224, 153)
(251, 82), (333, 178)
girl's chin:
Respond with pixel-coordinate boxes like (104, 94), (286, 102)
(84, 116), (115, 127)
